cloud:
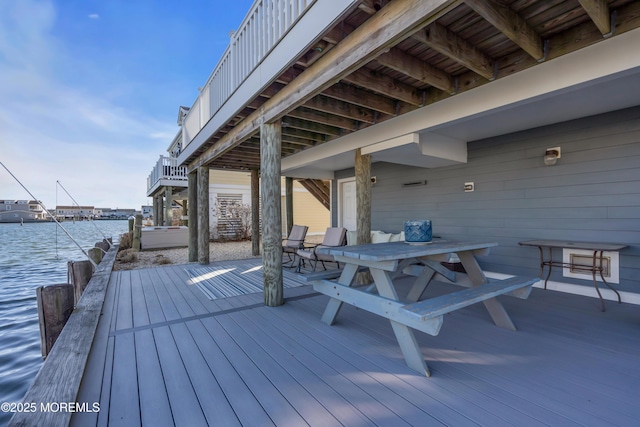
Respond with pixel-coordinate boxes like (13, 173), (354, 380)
(88, 13), (100, 20)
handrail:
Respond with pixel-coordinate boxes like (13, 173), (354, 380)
(182, 0), (316, 148)
(146, 156), (188, 193)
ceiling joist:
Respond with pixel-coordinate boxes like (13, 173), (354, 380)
(464, 0), (545, 61)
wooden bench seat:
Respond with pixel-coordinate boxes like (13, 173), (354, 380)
(401, 276), (539, 322)
(313, 275), (538, 337)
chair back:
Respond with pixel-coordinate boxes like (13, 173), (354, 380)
(284, 225), (308, 249)
(321, 227), (347, 247)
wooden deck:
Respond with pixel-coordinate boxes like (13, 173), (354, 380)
(71, 259), (640, 426)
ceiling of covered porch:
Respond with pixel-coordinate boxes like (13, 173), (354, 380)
(181, 0), (640, 177)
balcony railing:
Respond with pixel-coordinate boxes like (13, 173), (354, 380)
(181, 0), (317, 148)
(147, 156), (188, 194)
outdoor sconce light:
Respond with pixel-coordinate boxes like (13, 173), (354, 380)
(544, 147), (561, 166)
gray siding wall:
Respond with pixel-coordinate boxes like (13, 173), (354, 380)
(332, 107), (640, 293)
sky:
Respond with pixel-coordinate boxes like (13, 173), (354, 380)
(0, 0), (254, 211)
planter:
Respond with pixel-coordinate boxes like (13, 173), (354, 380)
(404, 220), (432, 245)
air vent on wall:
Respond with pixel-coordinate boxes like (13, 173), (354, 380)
(402, 180), (427, 187)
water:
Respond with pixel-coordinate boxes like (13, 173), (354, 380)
(0, 220), (126, 426)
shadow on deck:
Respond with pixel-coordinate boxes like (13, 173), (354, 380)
(72, 259), (640, 426)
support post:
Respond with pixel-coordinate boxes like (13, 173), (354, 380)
(251, 169), (260, 257)
(260, 122), (283, 306)
(164, 186), (173, 226)
(355, 148), (372, 284)
(285, 177), (294, 236)
(182, 199), (188, 226)
(157, 195), (164, 226)
(197, 166), (210, 264)
(132, 213), (142, 251)
(152, 197), (158, 226)
(188, 170), (198, 262)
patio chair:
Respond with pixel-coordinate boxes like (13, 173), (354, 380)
(296, 227), (347, 273)
(282, 224), (309, 268)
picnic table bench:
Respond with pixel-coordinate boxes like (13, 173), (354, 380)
(313, 240), (538, 376)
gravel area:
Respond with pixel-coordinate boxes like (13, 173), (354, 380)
(113, 235), (324, 270)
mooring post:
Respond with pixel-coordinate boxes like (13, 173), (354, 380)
(36, 284), (74, 358)
(68, 260), (94, 305)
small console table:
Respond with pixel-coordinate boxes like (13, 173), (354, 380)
(519, 240), (627, 311)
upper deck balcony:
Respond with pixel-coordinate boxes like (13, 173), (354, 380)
(178, 0), (358, 164)
(146, 155), (188, 197)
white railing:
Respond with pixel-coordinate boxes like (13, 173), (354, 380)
(182, 0), (316, 147)
(147, 156), (188, 193)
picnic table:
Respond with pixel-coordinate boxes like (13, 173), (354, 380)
(313, 240), (538, 376)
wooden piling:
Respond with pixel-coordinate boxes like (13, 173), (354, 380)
(68, 260), (94, 305)
(260, 122), (283, 307)
(88, 247), (103, 266)
(132, 214), (142, 251)
(188, 170), (199, 262)
(251, 169), (260, 257)
(285, 176), (294, 236)
(36, 284), (74, 358)
(355, 148), (373, 284)
(197, 166), (210, 264)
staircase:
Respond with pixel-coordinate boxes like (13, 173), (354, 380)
(297, 179), (330, 210)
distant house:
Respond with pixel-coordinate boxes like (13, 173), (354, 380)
(0, 200), (47, 223)
(55, 205), (95, 220)
(98, 208), (136, 220)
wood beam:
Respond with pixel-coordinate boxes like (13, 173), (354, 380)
(375, 47), (456, 93)
(304, 94), (377, 124)
(342, 68), (424, 106)
(464, 0), (544, 61)
(281, 127), (327, 143)
(287, 107), (359, 132)
(282, 116), (343, 137)
(415, 22), (495, 80)
(260, 122), (283, 307)
(322, 82), (401, 116)
(189, 0), (459, 171)
(578, 0), (611, 35)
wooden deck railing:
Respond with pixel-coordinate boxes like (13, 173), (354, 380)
(182, 0), (317, 147)
(146, 156), (188, 193)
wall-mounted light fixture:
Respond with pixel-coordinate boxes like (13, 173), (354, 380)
(544, 146), (561, 166)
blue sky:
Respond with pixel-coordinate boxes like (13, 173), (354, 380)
(0, 0), (254, 210)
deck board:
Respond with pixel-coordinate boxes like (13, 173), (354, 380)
(134, 329), (173, 427)
(71, 260), (640, 427)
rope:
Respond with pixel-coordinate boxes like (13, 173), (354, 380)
(0, 161), (99, 269)
(57, 180), (113, 249)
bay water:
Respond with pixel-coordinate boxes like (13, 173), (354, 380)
(0, 220), (127, 426)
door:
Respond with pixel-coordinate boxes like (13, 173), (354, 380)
(339, 179), (356, 231)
